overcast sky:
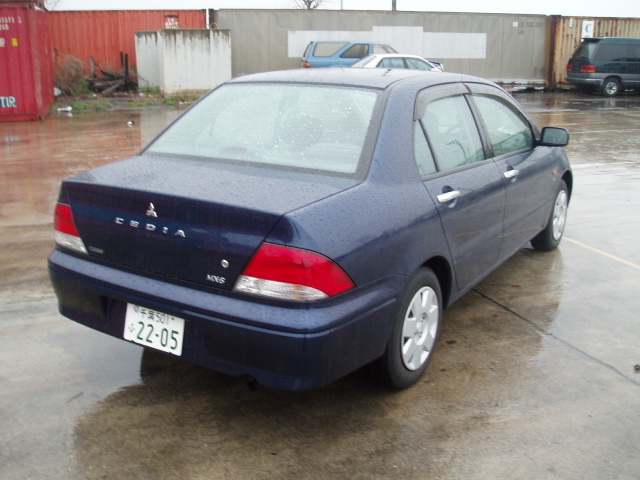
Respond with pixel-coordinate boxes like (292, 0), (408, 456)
(51, 0), (640, 19)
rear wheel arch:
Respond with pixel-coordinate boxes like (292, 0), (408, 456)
(422, 256), (452, 307)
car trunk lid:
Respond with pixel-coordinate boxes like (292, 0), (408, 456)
(61, 155), (356, 291)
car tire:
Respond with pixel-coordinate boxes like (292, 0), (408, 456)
(531, 180), (569, 251)
(601, 77), (620, 97)
(381, 268), (442, 390)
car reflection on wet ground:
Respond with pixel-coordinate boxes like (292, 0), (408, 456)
(1, 93), (639, 479)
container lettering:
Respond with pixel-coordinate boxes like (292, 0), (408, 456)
(0, 96), (17, 108)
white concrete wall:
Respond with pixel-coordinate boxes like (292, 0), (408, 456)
(135, 31), (161, 89)
(135, 29), (232, 96)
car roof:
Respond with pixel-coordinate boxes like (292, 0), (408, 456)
(227, 68), (483, 90)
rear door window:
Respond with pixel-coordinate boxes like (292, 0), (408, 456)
(341, 44), (369, 59)
(420, 95), (486, 171)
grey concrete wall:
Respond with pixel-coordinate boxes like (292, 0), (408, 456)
(215, 9), (550, 87)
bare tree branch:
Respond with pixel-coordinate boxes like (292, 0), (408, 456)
(291, 0), (325, 9)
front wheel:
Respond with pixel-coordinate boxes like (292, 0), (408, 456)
(381, 268), (442, 390)
(601, 77), (620, 97)
(531, 180), (569, 251)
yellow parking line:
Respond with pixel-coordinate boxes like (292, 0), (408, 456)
(565, 237), (640, 271)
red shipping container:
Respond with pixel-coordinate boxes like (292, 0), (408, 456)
(49, 10), (207, 74)
(0, 1), (54, 121)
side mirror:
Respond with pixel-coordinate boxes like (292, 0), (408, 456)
(539, 127), (570, 147)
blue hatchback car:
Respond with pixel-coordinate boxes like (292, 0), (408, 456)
(49, 69), (572, 391)
(301, 41), (397, 68)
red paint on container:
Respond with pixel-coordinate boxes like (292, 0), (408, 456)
(0, 1), (54, 121)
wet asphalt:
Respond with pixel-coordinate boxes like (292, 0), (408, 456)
(1, 92), (639, 479)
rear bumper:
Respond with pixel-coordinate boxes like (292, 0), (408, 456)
(566, 73), (603, 87)
(48, 249), (405, 390)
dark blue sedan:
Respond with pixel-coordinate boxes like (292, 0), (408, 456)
(49, 69), (572, 391)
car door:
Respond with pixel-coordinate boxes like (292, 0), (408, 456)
(466, 83), (559, 258)
(414, 84), (505, 290)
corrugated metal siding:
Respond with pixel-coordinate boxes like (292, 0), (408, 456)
(49, 10), (207, 74)
(549, 17), (640, 87)
(0, 3), (54, 121)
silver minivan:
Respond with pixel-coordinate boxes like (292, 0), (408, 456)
(567, 37), (640, 96)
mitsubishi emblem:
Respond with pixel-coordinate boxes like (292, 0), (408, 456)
(146, 203), (158, 218)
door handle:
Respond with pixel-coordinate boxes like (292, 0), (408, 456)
(437, 190), (461, 204)
(504, 169), (519, 179)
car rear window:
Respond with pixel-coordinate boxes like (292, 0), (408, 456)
(406, 58), (436, 71)
(313, 42), (349, 57)
(146, 83), (380, 175)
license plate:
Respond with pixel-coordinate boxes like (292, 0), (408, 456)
(124, 304), (185, 356)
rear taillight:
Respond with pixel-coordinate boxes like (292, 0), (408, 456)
(581, 65), (597, 73)
(54, 203), (87, 254)
(233, 243), (355, 301)
(566, 63), (573, 72)
(303, 62), (311, 68)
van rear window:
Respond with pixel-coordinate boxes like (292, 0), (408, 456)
(572, 42), (597, 61)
